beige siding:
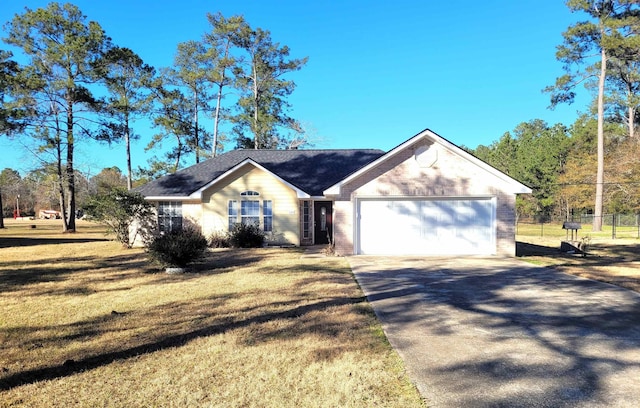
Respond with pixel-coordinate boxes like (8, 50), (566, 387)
(130, 200), (200, 247)
(201, 164), (300, 245)
(333, 139), (520, 256)
(183, 201), (203, 230)
(130, 206), (158, 248)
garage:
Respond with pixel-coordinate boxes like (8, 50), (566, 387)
(356, 198), (496, 255)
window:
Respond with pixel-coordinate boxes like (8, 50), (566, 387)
(228, 200), (238, 230)
(263, 200), (272, 232)
(229, 192), (272, 231)
(302, 201), (310, 239)
(320, 206), (327, 231)
(158, 201), (182, 233)
(241, 200), (260, 226)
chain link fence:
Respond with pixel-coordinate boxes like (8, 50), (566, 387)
(517, 214), (640, 239)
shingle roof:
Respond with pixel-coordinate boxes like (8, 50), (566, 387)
(134, 149), (386, 198)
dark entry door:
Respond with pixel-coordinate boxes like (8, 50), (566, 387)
(314, 201), (333, 245)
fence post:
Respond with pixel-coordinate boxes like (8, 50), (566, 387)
(612, 214), (616, 239)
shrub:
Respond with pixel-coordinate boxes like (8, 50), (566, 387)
(228, 223), (265, 248)
(209, 230), (230, 248)
(147, 227), (208, 268)
(84, 188), (154, 248)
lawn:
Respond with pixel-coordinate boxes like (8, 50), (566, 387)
(517, 223), (640, 293)
(517, 220), (639, 240)
(0, 219), (425, 407)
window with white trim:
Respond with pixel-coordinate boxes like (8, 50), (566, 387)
(263, 200), (272, 232)
(302, 201), (310, 239)
(241, 200), (260, 226)
(158, 201), (182, 233)
(228, 200), (238, 230)
(228, 191), (274, 232)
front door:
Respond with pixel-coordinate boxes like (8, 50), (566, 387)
(314, 201), (333, 245)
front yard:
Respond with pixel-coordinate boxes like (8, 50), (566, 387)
(0, 219), (424, 407)
(517, 234), (640, 293)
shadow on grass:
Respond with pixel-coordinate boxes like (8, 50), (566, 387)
(0, 295), (366, 391)
(0, 252), (147, 292)
(0, 247), (270, 295)
(517, 240), (640, 265)
(516, 241), (561, 257)
(0, 237), (109, 249)
(189, 249), (264, 273)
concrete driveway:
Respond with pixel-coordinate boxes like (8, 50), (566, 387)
(348, 256), (640, 408)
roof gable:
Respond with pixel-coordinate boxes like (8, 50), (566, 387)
(191, 159), (311, 199)
(324, 128), (532, 196)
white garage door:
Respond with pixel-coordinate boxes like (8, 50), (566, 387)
(357, 198), (496, 255)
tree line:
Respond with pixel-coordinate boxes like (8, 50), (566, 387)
(2, 1), (640, 233)
(470, 115), (639, 223)
(0, 166), (127, 220)
(0, 2), (307, 231)
(473, 1), (640, 229)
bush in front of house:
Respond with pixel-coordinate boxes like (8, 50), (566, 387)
(228, 223), (265, 248)
(84, 188), (155, 248)
(208, 230), (230, 248)
(147, 227), (208, 268)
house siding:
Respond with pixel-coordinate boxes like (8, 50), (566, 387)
(201, 164), (300, 245)
(333, 139), (519, 256)
(183, 201), (203, 230)
(333, 200), (354, 255)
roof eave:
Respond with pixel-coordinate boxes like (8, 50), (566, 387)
(144, 196), (194, 201)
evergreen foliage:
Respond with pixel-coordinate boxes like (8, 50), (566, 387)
(3, 2), (112, 232)
(84, 188), (154, 248)
(546, 0), (640, 230)
(228, 223), (265, 248)
(147, 226), (209, 268)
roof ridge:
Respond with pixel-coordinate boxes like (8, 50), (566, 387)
(232, 148), (385, 152)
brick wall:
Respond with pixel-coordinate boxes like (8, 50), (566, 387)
(332, 138), (522, 256)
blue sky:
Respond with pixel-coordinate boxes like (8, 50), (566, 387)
(1, 0), (592, 177)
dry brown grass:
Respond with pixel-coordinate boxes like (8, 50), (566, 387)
(517, 235), (640, 293)
(0, 219), (424, 407)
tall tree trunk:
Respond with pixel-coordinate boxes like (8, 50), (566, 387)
(213, 82), (223, 157)
(629, 105), (635, 139)
(253, 63), (259, 149)
(593, 46), (607, 232)
(212, 41), (231, 157)
(55, 114), (69, 231)
(626, 81), (635, 139)
(125, 114), (132, 190)
(194, 89), (200, 163)
(57, 149), (69, 231)
(0, 189), (5, 228)
(173, 134), (182, 172)
(65, 99), (76, 232)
